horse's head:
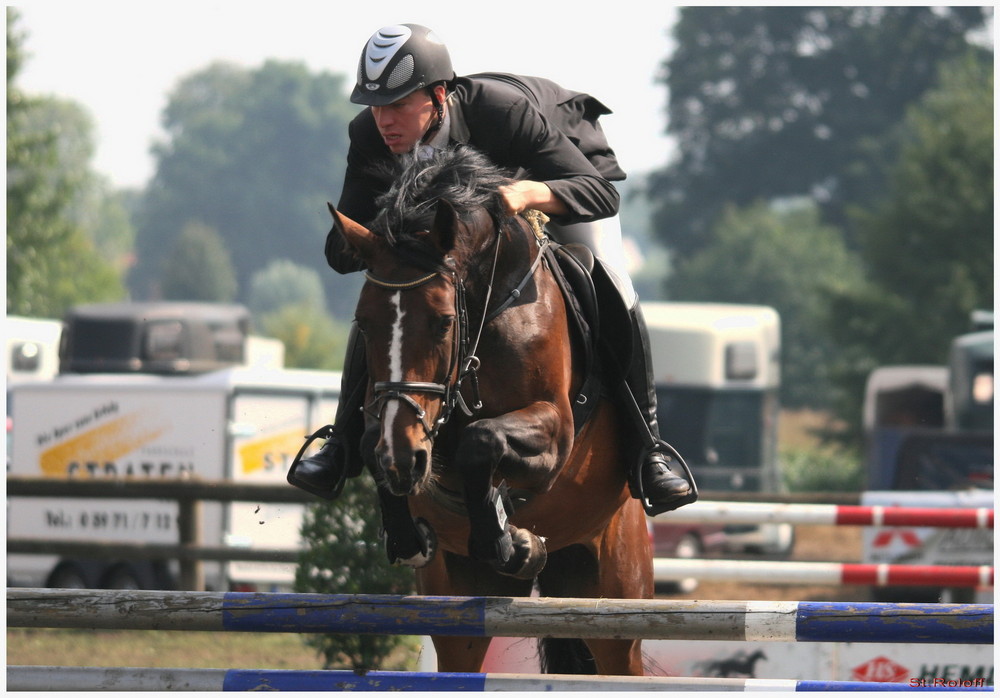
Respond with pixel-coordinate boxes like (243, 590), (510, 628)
(333, 147), (514, 495)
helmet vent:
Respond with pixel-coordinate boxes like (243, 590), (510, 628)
(386, 54), (415, 90)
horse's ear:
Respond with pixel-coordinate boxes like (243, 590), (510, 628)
(329, 203), (379, 262)
(429, 199), (459, 253)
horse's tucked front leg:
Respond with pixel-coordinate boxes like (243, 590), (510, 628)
(457, 401), (568, 579)
(364, 428), (437, 569)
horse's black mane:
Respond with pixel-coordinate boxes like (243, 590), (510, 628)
(370, 146), (513, 270)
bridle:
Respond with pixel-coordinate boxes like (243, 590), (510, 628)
(363, 216), (548, 443)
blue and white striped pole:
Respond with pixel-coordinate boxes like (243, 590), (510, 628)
(6, 667), (994, 692)
(9, 589), (992, 645)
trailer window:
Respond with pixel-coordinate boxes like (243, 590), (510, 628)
(657, 388), (765, 468)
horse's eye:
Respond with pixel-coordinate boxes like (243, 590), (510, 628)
(437, 315), (455, 336)
(354, 318), (368, 336)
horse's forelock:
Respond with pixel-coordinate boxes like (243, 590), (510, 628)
(373, 146), (511, 241)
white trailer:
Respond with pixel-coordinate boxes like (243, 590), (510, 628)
(642, 302), (792, 556)
(7, 366), (340, 591)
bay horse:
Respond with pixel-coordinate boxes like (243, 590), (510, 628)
(329, 146), (652, 675)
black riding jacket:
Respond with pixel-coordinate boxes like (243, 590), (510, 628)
(327, 73), (626, 273)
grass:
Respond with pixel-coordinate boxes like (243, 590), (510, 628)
(7, 628), (425, 671)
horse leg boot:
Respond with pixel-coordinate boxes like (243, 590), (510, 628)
(286, 322), (367, 500)
(621, 303), (699, 516)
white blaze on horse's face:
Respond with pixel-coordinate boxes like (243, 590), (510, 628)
(382, 291), (405, 456)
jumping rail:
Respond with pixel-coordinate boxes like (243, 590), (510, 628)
(6, 666), (993, 692)
(7, 589), (992, 644)
(653, 559), (994, 588)
(657, 501), (994, 528)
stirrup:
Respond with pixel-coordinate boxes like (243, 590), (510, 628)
(629, 440), (699, 517)
(286, 425), (348, 501)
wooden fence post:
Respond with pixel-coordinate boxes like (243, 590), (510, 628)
(177, 498), (204, 591)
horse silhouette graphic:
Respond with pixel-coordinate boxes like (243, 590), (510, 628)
(696, 649), (768, 678)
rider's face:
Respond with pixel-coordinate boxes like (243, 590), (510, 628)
(372, 87), (443, 154)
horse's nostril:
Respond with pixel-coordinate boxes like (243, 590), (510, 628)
(413, 448), (429, 482)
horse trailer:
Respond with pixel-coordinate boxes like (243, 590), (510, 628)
(641, 302), (792, 557)
(6, 302), (337, 591)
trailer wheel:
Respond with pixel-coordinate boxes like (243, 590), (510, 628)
(102, 564), (143, 590)
(47, 562), (89, 589)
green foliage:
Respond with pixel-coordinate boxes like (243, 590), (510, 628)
(781, 446), (863, 492)
(295, 476), (417, 671)
(824, 56), (994, 443)
(7, 9), (125, 317)
(258, 303), (348, 371)
(651, 7), (991, 259)
(160, 222), (238, 301)
(668, 200), (862, 408)
(248, 259), (326, 317)
(130, 60), (359, 318)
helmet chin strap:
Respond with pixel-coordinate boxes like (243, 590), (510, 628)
(420, 87), (446, 145)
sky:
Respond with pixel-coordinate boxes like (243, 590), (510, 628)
(13, 0), (680, 191)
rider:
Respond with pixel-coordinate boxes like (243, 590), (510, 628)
(288, 23), (696, 516)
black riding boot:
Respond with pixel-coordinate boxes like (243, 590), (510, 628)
(623, 303), (698, 516)
(287, 322), (367, 500)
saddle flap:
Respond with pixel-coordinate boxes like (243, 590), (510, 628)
(551, 244), (599, 333)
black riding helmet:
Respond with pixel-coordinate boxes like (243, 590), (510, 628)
(351, 24), (455, 106)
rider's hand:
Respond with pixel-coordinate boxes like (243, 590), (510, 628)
(499, 181), (568, 217)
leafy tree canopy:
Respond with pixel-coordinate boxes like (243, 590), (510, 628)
(650, 6), (991, 259)
(7, 8), (124, 317)
(131, 60), (360, 317)
(669, 199), (861, 408)
(825, 55), (993, 442)
(160, 221), (238, 302)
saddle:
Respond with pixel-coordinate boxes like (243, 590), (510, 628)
(543, 241), (633, 435)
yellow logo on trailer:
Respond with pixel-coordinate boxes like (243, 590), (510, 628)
(238, 428), (304, 475)
(39, 410), (170, 477)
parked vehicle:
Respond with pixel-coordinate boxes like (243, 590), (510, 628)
(861, 311), (993, 602)
(6, 315), (63, 385)
(7, 302), (336, 591)
(642, 302), (793, 559)
(649, 519), (728, 594)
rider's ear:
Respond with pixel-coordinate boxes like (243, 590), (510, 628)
(429, 199), (458, 254)
(330, 203), (380, 262)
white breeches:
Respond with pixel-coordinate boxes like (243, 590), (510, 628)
(546, 213), (638, 307)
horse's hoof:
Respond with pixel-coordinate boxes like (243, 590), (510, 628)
(500, 527), (547, 580)
(386, 518), (437, 568)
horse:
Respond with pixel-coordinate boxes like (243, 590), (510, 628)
(327, 145), (652, 675)
(696, 649), (768, 678)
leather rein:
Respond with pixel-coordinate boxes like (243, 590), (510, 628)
(363, 216), (548, 443)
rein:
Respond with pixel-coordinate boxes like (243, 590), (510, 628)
(363, 216), (548, 442)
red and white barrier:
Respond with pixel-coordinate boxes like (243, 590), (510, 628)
(653, 559), (994, 588)
(658, 501), (994, 528)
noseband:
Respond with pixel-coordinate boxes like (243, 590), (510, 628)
(364, 219), (548, 443)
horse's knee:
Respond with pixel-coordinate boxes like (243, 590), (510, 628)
(454, 423), (506, 475)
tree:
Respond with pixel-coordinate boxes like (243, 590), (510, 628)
(7, 9), (124, 317)
(295, 476), (417, 670)
(649, 7), (991, 260)
(248, 259), (326, 317)
(258, 303), (347, 371)
(828, 58), (994, 437)
(131, 60), (360, 318)
(668, 199), (862, 408)
(824, 55), (993, 443)
(160, 222), (238, 301)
